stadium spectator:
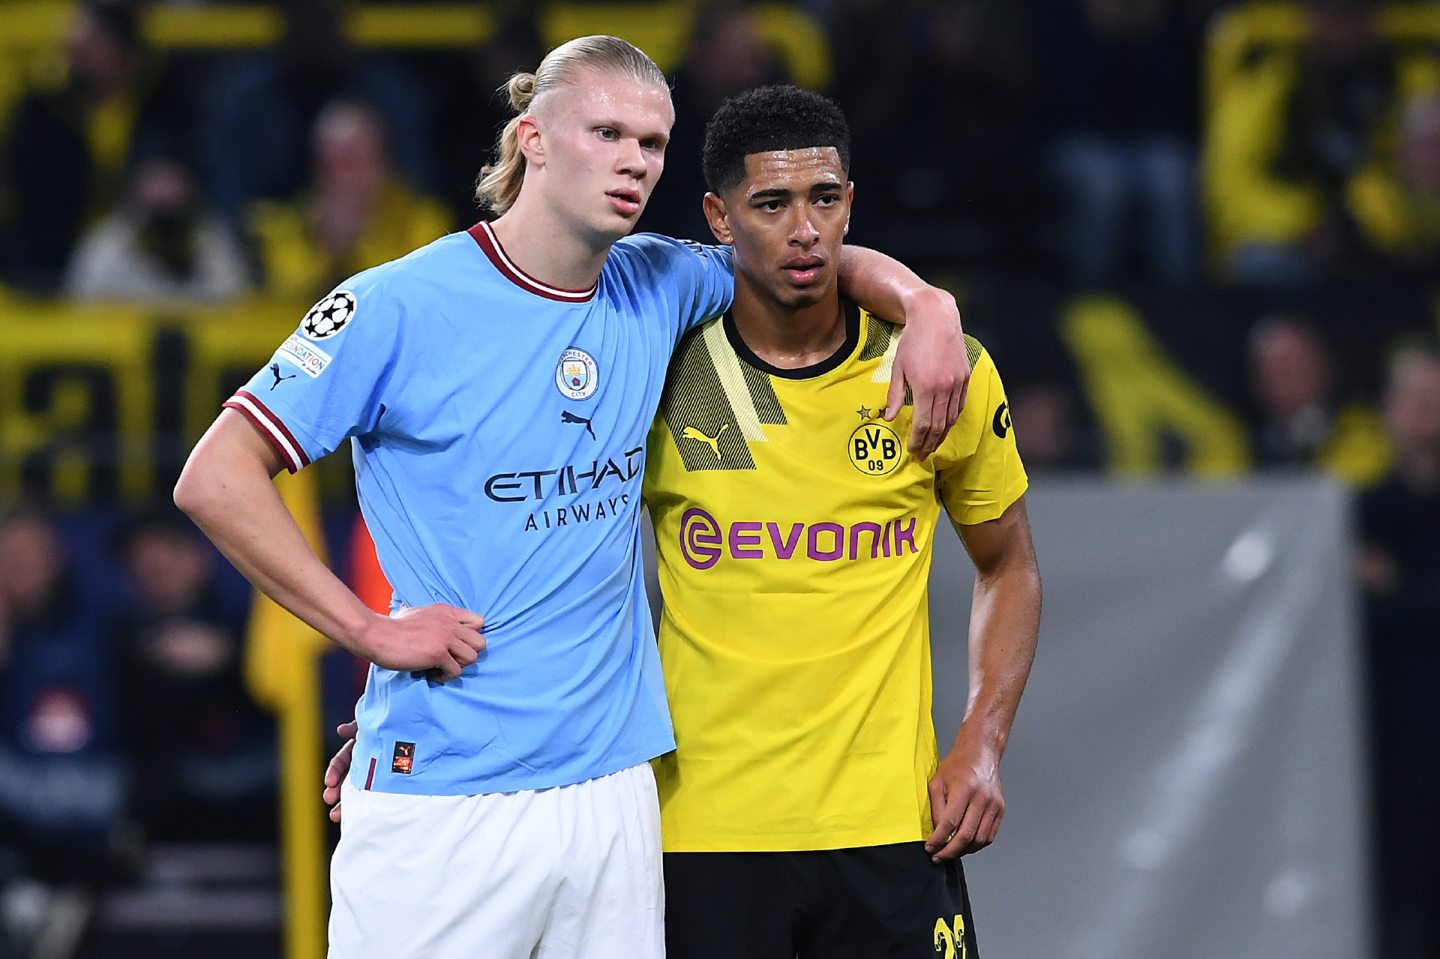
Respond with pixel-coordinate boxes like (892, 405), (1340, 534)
(1203, 0), (1440, 286)
(1038, 0), (1206, 286)
(246, 99), (451, 301)
(0, 0), (192, 293)
(1010, 378), (1096, 473)
(641, 2), (788, 241)
(1245, 312), (1390, 484)
(0, 505), (128, 954)
(200, 0), (434, 230)
(114, 508), (275, 843)
(1341, 91), (1440, 275)
(832, 1), (1038, 270)
(65, 153), (251, 302)
(1357, 342), (1440, 959)
(424, 20), (546, 228)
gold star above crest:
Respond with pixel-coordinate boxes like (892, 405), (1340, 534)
(855, 405), (873, 422)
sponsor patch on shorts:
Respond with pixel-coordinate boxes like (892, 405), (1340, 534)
(278, 334), (332, 378)
(392, 741), (415, 774)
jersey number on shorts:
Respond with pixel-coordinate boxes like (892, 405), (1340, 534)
(933, 914), (968, 959)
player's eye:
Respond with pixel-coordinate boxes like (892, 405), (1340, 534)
(596, 127), (618, 140)
(759, 200), (784, 212)
(816, 194), (839, 206)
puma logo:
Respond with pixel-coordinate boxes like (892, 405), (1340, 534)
(560, 410), (596, 441)
(269, 362), (296, 389)
(681, 424), (728, 461)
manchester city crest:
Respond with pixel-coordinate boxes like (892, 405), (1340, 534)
(555, 347), (599, 401)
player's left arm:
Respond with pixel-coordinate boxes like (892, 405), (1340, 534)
(837, 246), (968, 461)
(925, 496), (1041, 862)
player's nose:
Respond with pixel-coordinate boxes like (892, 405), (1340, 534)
(616, 138), (647, 178)
(789, 212), (820, 245)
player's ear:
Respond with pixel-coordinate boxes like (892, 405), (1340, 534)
(843, 182), (854, 237)
(703, 192), (732, 244)
(516, 113), (545, 166)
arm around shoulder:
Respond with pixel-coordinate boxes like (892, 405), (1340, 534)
(836, 246), (969, 460)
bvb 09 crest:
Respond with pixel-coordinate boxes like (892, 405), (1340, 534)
(848, 422), (903, 476)
(555, 347), (599, 401)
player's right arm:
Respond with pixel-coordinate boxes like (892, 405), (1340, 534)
(173, 410), (484, 681)
(178, 276), (484, 679)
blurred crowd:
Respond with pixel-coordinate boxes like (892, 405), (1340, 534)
(1, 0), (1440, 954)
(0, 504), (277, 954)
(10, 0), (1440, 300)
(4, 0), (1440, 480)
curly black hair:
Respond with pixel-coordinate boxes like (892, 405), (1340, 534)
(701, 85), (852, 196)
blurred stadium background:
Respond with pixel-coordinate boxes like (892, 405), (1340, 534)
(0, 0), (1436, 956)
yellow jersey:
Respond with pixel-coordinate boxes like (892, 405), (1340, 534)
(645, 301), (1028, 852)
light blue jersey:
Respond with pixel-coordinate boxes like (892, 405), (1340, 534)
(227, 223), (734, 795)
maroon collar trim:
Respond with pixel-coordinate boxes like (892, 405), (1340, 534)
(467, 221), (598, 303)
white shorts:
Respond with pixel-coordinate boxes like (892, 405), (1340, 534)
(328, 762), (663, 959)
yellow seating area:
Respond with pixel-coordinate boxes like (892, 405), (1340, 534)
(1205, 0), (1440, 106)
(0, 1), (830, 84)
(0, 297), (300, 502)
(1202, 2), (1440, 265)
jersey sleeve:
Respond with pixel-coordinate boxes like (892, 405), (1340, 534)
(223, 273), (402, 472)
(934, 344), (1029, 526)
(615, 233), (735, 344)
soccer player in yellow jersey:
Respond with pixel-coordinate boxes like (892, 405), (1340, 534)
(644, 85), (1041, 958)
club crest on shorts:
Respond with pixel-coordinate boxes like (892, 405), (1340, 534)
(555, 347), (599, 401)
(301, 290), (356, 340)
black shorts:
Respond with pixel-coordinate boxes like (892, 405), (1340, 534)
(663, 842), (980, 959)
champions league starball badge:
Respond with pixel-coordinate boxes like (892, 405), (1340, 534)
(300, 290), (356, 340)
(555, 347), (599, 401)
